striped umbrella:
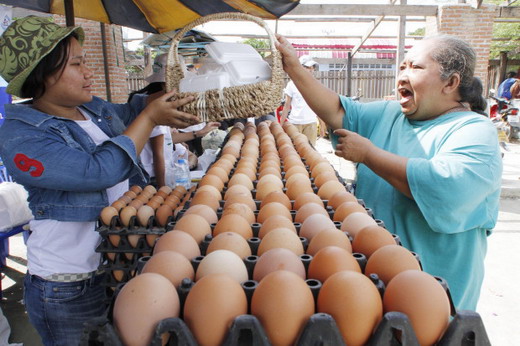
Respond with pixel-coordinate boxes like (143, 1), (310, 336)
(0, 0), (299, 33)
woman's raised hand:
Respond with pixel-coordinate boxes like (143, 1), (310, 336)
(146, 90), (200, 128)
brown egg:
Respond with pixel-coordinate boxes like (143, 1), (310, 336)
(155, 204), (173, 227)
(145, 199), (161, 210)
(206, 166), (230, 183)
(352, 225), (396, 258)
(294, 202), (329, 224)
(253, 248), (306, 282)
(308, 246), (361, 283)
(258, 214), (297, 239)
(314, 171), (339, 188)
(328, 190), (359, 210)
(317, 180), (346, 200)
(191, 190), (220, 212)
(143, 184), (157, 196)
(207, 232), (252, 259)
(251, 271), (315, 346)
(299, 214), (337, 241)
(196, 184), (222, 201)
(260, 190), (292, 210)
(227, 173), (254, 190)
(119, 205), (137, 227)
(233, 166), (257, 181)
(384, 270), (450, 346)
(183, 204), (218, 225)
(137, 205), (155, 227)
(311, 161), (336, 179)
(110, 200), (127, 212)
(318, 271), (383, 346)
(258, 166), (282, 179)
(341, 212), (378, 239)
(184, 274), (248, 346)
(306, 229), (352, 256)
(158, 185), (172, 195)
(333, 201), (367, 222)
(364, 245), (421, 285)
(171, 185), (187, 198)
(223, 184), (252, 200)
(286, 181), (314, 200)
(163, 195), (180, 209)
(258, 228), (304, 256)
(113, 273), (180, 346)
(284, 165), (309, 179)
(255, 182), (283, 201)
(257, 202), (292, 224)
(153, 230), (201, 259)
(213, 214), (253, 239)
(129, 185), (143, 194)
(221, 203), (256, 224)
(173, 214), (211, 244)
(199, 174), (225, 192)
(154, 190), (168, 200)
(285, 172), (310, 190)
(142, 250), (194, 287)
(100, 206), (119, 226)
(195, 250), (249, 283)
(224, 193), (257, 212)
(118, 194), (134, 205)
(293, 192), (324, 210)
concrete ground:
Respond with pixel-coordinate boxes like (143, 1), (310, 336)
(1, 138), (519, 345)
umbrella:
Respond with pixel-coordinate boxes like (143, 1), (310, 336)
(0, 0), (299, 33)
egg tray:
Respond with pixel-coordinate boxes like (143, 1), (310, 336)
(81, 279), (490, 346)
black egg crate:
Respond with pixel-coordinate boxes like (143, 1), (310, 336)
(81, 273), (490, 346)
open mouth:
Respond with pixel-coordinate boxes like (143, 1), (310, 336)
(398, 88), (413, 105)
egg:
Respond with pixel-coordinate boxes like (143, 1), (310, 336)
(306, 229), (352, 256)
(313, 171), (339, 188)
(100, 206), (119, 226)
(253, 248), (306, 282)
(286, 180), (315, 201)
(227, 173), (254, 190)
(311, 161), (336, 179)
(317, 180), (346, 200)
(384, 270), (451, 346)
(154, 204), (173, 227)
(224, 193), (257, 212)
(221, 203), (256, 224)
(257, 202), (292, 224)
(183, 204), (218, 225)
(251, 270), (315, 346)
(207, 232), (252, 259)
(199, 174), (225, 192)
(364, 245), (421, 285)
(307, 246), (361, 283)
(184, 273), (248, 346)
(255, 182), (283, 201)
(196, 184), (222, 201)
(260, 190), (292, 210)
(328, 190), (359, 210)
(110, 200), (127, 212)
(299, 214), (337, 241)
(119, 205), (137, 227)
(113, 273), (180, 346)
(153, 230), (201, 260)
(141, 250), (194, 287)
(191, 190), (221, 212)
(293, 192), (324, 210)
(223, 184), (252, 200)
(213, 214), (253, 239)
(258, 214), (297, 239)
(234, 166), (257, 181)
(129, 185), (143, 194)
(257, 227), (304, 256)
(318, 271), (383, 346)
(195, 250), (249, 283)
(173, 214), (211, 244)
(333, 201), (367, 222)
(352, 225), (396, 258)
(341, 212), (378, 239)
(136, 205), (155, 227)
(206, 166), (230, 183)
(294, 203), (329, 224)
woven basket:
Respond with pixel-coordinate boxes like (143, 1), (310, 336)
(165, 12), (285, 123)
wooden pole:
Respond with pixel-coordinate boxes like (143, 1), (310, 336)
(64, 0), (75, 26)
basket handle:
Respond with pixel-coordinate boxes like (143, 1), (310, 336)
(165, 12), (281, 93)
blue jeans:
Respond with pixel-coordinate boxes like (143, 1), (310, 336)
(23, 273), (107, 346)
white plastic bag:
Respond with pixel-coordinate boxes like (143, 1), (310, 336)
(0, 182), (33, 231)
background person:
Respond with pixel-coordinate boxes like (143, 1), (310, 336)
(497, 71), (518, 100)
(276, 33), (502, 311)
(280, 55), (320, 146)
(0, 16), (199, 345)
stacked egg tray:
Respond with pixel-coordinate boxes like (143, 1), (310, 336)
(89, 121), (491, 345)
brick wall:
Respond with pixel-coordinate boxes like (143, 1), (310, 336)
(425, 4), (496, 91)
(54, 16), (129, 103)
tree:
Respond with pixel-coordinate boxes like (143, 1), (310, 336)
(242, 38), (271, 58)
(485, 0), (520, 59)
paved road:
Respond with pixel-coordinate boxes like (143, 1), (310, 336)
(1, 138), (519, 345)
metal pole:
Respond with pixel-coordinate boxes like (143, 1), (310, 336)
(64, 0), (74, 26)
(347, 52), (352, 97)
(100, 23), (112, 102)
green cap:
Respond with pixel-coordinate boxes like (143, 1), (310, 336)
(0, 16), (85, 98)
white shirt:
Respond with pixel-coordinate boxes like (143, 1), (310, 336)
(284, 80), (318, 125)
(27, 111), (128, 277)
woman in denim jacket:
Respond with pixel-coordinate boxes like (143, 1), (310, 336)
(0, 16), (199, 345)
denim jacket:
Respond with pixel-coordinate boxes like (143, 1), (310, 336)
(0, 95), (148, 222)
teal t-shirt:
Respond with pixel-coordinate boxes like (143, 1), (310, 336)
(332, 96), (502, 310)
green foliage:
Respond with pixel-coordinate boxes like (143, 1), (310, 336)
(486, 0), (520, 59)
(242, 38), (270, 58)
(408, 27), (425, 36)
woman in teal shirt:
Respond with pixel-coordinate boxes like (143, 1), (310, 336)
(276, 34), (502, 310)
